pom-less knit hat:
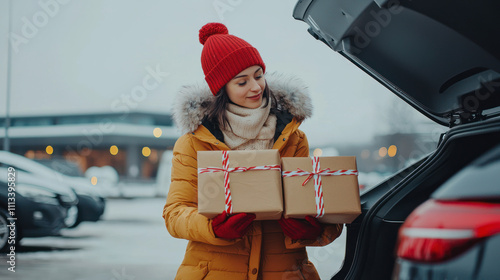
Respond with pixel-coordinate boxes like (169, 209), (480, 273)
(199, 23), (266, 95)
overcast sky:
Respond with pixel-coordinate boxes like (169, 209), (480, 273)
(0, 0), (440, 147)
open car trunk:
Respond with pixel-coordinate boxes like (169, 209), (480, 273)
(293, 0), (500, 127)
(293, 0), (500, 279)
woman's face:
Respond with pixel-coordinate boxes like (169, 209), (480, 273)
(225, 65), (265, 109)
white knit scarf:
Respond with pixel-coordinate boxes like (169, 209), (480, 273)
(221, 100), (277, 150)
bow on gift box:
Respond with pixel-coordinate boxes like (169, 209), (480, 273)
(282, 157), (359, 218)
(198, 150), (281, 214)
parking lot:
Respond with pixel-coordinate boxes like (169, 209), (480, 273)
(0, 197), (345, 280)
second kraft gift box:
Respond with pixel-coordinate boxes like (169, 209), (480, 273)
(281, 156), (361, 224)
(197, 149), (283, 220)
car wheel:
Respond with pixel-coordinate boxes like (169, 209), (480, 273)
(0, 208), (17, 252)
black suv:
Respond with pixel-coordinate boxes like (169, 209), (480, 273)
(293, 0), (500, 279)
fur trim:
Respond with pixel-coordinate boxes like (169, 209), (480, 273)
(172, 72), (313, 133)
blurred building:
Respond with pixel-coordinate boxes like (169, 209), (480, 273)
(333, 131), (442, 174)
(0, 112), (179, 181)
(311, 130), (443, 190)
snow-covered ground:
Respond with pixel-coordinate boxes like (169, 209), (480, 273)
(0, 197), (345, 280)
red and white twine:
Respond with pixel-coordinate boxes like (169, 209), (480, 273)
(198, 150), (281, 214)
(282, 157), (358, 218)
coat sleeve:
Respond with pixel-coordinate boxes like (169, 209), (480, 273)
(284, 130), (345, 248)
(162, 134), (238, 246)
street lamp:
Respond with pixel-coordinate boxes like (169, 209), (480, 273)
(3, 0), (13, 152)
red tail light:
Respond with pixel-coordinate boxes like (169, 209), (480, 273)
(396, 199), (500, 263)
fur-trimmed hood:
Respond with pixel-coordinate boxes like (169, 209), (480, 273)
(172, 72), (313, 133)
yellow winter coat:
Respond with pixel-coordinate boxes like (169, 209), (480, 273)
(163, 73), (343, 280)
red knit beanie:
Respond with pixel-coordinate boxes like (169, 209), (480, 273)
(199, 23), (266, 95)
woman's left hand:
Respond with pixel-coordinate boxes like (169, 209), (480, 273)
(278, 215), (323, 240)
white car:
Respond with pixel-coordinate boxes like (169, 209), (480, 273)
(84, 165), (121, 197)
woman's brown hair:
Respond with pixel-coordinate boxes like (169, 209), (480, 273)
(206, 82), (277, 132)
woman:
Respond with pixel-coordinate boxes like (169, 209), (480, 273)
(163, 22), (343, 280)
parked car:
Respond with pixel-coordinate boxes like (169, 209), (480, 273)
(34, 157), (111, 226)
(34, 157), (84, 177)
(35, 157), (120, 197)
(0, 151), (106, 228)
(293, 0), (500, 279)
(156, 150), (173, 197)
(0, 169), (78, 252)
(1, 168), (80, 227)
(394, 144), (500, 279)
(84, 165), (121, 197)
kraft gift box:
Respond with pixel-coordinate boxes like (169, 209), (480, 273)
(198, 149), (283, 220)
(281, 156), (361, 224)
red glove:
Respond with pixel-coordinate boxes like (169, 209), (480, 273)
(212, 211), (256, 239)
(278, 216), (323, 240)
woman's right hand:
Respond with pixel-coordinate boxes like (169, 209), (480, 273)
(212, 211), (256, 239)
